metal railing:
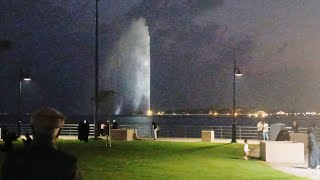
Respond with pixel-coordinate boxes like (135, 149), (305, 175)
(0, 123), (310, 140)
(0, 124), (95, 137)
(157, 125), (309, 139)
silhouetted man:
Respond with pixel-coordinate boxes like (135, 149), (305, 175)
(2, 132), (14, 152)
(17, 120), (22, 137)
(77, 121), (84, 141)
(83, 120), (89, 142)
(1, 125), (8, 140)
(2, 107), (80, 180)
(112, 120), (118, 129)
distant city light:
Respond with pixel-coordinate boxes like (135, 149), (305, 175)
(276, 111), (286, 115)
(306, 112), (316, 115)
(146, 110), (153, 116)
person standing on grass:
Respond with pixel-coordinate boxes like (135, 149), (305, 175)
(100, 122), (105, 136)
(243, 139), (250, 160)
(112, 120), (118, 129)
(257, 121), (263, 140)
(2, 107), (80, 180)
(152, 119), (159, 140)
(78, 120), (89, 142)
(263, 121), (269, 141)
(83, 120), (89, 142)
(77, 120), (84, 141)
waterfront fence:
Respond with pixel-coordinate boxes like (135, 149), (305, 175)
(157, 125), (308, 139)
(0, 123), (310, 140)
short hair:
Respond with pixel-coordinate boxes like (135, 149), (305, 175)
(244, 139), (248, 143)
(31, 107), (65, 129)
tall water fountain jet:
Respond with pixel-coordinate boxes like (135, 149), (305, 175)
(105, 18), (150, 115)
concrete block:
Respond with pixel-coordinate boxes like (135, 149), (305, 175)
(260, 141), (304, 163)
(289, 133), (308, 152)
(201, 131), (214, 142)
(111, 129), (134, 141)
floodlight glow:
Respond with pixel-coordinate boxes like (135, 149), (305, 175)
(146, 110), (153, 116)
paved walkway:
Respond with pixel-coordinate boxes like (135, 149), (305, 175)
(150, 137), (261, 144)
(270, 163), (320, 180)
(155, 138), (320, 179)
(58, 136), (318, 179)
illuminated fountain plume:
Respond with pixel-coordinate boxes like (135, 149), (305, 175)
(114, 98), (122, 115)
(105, 18), (150, 115)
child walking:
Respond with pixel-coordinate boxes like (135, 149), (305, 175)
(243, 139), (250, 160)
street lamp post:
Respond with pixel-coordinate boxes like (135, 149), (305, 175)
(18, 68), (31, 136)
(0, 40), (11, 52)
(94, 0), (100, 138)
(231, 59), (242, 143)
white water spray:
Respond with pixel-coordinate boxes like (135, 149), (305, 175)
(105, 18), (150, 115)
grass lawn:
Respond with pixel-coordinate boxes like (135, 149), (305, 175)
(0, 140), (308, 180)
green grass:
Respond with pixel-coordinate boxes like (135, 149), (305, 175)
(0, 140), (308, 180)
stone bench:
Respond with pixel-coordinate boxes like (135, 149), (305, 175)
(260, 141), (304, 163)
(201, 130), (214, 142)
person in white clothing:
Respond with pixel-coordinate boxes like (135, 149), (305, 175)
(263, 122), (269, 140)
(257, 121), (263, 140)
(100, 123), (105, 136)
(152, 119), (159, 140)
(243, 139), (250, 160)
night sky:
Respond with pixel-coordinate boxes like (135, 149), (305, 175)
(1, 0), (320, 115)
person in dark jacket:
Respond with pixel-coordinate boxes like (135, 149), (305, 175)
(83, 120), (89, 142)
(78, 120), (89, 142)
(17, 120), (22, 137)
(2, 107), (80, 180)
(112, 120), (118, 129)
(77, 121), (84, 141)
(308, 127), (320, 169)
(1, 125), (8, 140)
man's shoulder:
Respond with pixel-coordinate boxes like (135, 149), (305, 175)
(50, 149), (77, 164)
(2, 147), (79, 180)
(11, 146), (76, 161)
(56, 150), (77, 161)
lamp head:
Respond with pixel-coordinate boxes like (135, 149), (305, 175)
(20, 69), (32, 81)
(23, 76), (31, 81)
(235, 68), (242, 76)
